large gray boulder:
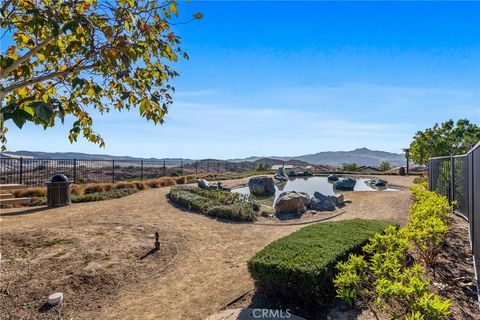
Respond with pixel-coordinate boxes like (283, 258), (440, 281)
(274, 191), (310, 215)
(198, 179), (210, 189)
(248, 176), (275, 196)
(327, 174), (339, 182)
(308, 192), (336, 211)
(334, 178), (357, 191)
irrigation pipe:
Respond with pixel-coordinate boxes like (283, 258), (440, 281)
(150, 241), (180, 278)
(214, 288), (253, 313)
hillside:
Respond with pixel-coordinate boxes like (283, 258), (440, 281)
(1, 148), (406, 167)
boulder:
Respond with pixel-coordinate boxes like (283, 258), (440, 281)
(374, 179), (387, 187)
(327, 174), (340, 182)
(308, 192), (336, 211)
(274, 191), (310, 215)
(335, 178), (356, 190)
(217, 182), (231, 191)
(198, 179), (210, 189)
(248, 176), (276, 196)
(399, 167), (406, 176)
(329, 193), (344, 206)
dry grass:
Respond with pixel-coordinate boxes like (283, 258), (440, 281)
(13, 187), (47, 198)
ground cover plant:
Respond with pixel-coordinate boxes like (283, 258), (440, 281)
(334, 184), (452, 319)
(169, 186), (258, 222)
(247, 219), (393, 306)
(9, 176), (194, 207)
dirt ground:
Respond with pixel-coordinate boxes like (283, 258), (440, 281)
(1, 175), (419, 319)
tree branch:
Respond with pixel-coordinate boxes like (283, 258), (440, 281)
(0, 34), (58, 79)
(0, 64), (95, 95)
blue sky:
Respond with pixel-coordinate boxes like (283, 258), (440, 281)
(6, 1), (480, 159)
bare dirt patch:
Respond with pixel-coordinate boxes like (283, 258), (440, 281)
(0, 223), (180, 319)
(0, 175), (417, 319)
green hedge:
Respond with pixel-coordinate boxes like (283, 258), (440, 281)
(169, 186), (258, 222)
(248, 219), (393, 306)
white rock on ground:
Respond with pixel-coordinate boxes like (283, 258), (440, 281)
(48, 292), (63, 305)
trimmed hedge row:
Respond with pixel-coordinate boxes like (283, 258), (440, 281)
(248, 219), (393, 305)
(169, 186), (258, 222)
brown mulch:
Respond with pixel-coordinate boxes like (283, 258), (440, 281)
(426, 214), (479, 320)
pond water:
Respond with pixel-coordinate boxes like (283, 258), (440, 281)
(233, 176), (398, 204)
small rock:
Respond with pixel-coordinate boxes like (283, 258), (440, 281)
(147, 234), (156, 239)
(136, 226), (144, 232)
(115, 226), (122, 230)
(48, 292), (63, 306)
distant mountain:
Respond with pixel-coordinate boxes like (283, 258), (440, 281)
(2, 148), (406, 167)
(230, 148), (406, 167)
(0, 151), (195, 163)
(288, 148), (406, 167)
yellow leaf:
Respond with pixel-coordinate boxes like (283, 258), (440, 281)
(87, 88), (95, 98)
(17, 87), (28, 97)
(169, 2), (178, 16)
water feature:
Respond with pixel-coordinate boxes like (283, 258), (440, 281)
(233, 176), (398, 205)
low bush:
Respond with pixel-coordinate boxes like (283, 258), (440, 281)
(248, 219), (393, 306)
(84, 183), (111, 194)
(72, 188), (137, 203)
(112, 181), (137, 190)
(169, 186), (258, 222)
(174, 176), (186, 184)
(334, 184), (451, 319)
(13, 187), (47, 198)
(71, 184), (85, 196)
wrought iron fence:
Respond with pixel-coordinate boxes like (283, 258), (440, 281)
(0, 158), (266, 186)
(428, 141), (480, 293)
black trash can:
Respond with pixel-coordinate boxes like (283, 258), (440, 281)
(46, 174), (72, 207)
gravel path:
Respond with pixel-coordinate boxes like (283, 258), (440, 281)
(0, 175), (415, 319)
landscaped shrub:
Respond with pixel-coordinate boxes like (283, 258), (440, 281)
(131, 180), (149, 190)
(174, 176), (186, 184)
(13, 187), (47, 198)
(169, 186), (258, 222)
(72, 188), (137, 203)
(112, 181), (137, 190)
(84, 183), (111, 194)
(71, 184), (85, 196)
(334, 184), (451, 319)
(248, 219), (393, 306)
(406, 185), (451, 267)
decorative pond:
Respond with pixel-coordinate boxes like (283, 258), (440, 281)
(233, 176), (398, 204)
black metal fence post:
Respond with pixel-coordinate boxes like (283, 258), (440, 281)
(180, 161), (183, 176)
(163, 160), (166, 177)
(141, 160), (144, 180)
(195, 161), (198, 175)
(112, 160), (115, 183)
(207, 162), (209, 173)
(450, 155), (455, 206)
(73, 159), (77, 184)
(217, 162), (220, 173)
(19, 157), (23, 185)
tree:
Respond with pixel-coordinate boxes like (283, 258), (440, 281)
(379, 160), (391, 171)
(0, 0), (202, 150)
(341, 163), (362, 172)
(410, 119), (480, 165)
